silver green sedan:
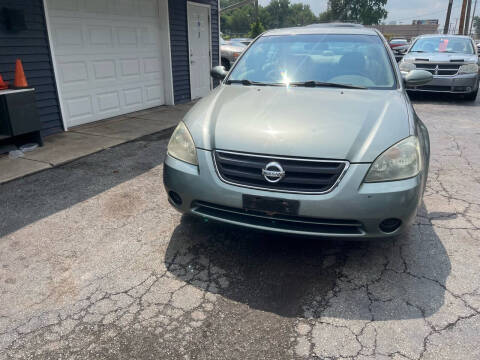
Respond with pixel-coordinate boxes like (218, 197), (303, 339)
(163, 25), (432, 239)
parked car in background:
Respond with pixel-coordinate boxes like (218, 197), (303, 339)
(230, 38), (252, 47)
(476, 41), (480, 52)
(389, 38), (408, 49)
(390, 39), (410, 62)
(393, 42), (410, 54)
(164, 25), (432, 239)
(220, 36), (246, 70)
(392, 42), (411, 62)
(399, 34), (479, 100)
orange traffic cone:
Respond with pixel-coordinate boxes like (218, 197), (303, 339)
(13, 59), (28, 88)
(0, 74), (7, 90)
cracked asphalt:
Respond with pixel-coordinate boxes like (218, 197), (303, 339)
(1, 94), (480, 359)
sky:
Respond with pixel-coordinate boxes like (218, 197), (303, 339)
(258, 0), (478, 31)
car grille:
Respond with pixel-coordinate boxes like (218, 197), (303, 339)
(413, 85), (451, 91)
(213, 150), (348, 194)
(191, 201), (365, 236)
(414, 62), (462, 76)
(408, 85), (470, 93)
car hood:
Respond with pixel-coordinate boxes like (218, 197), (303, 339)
(404, 52), (478, 63)
(184, 85), (412, 163)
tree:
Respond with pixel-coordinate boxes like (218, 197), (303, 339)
(322, 0), (388, 25)
(220, 0), (318, 36)
(288, 4), (317, 26)
(221, 6), (253, 35)
(249, 21), (266, 38)
(264, 0), (291, 28)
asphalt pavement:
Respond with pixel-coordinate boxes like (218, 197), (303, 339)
(0, 93), (479, 359)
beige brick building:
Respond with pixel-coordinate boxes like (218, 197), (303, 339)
(371, 24), (439, 41)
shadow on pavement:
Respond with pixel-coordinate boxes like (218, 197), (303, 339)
(408, 91), (479, 105)
(0, 130), (171, 238)
(166, 207), (450, 320)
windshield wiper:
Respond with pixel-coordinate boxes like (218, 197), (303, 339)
(290, 81), (367, 90)
(410, 50), (425, 53)
(225, 79), (283, 86)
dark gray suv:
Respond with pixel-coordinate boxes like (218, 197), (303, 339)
(400, 35), (479, 100)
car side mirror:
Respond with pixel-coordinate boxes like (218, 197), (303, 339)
(210, 66), (228, 80)
(403, 70), (433, 87)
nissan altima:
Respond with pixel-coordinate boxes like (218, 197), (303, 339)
(163, 25), (432, 239)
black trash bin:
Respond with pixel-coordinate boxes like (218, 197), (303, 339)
(0, 88), (43, 146)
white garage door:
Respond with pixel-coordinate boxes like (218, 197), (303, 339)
(46, 0), (169, 127)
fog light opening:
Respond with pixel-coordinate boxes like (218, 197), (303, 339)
(168, 191), (183, 206)
(379, 218), (402, 233)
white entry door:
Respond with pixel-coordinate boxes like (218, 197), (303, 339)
(46, 0), (170, 127)
(187, 2), (211, 100)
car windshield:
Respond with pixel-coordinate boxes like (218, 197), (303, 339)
(227, 34), (396, 89)
(391, 39), (407, 44)
(410, 37), (474, 54)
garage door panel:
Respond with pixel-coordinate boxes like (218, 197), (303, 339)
(52, 24), (84, 48)
(117, 27), (139, 47)
(84, 0), (110, 13)
(145, 85), (164, 103)
(65, 95), (94, 125)
(62, 79), (164, 126)
(139, 0), (159, 17)
(143, 57), (162, 76)
(141, 25), (162, 46)
(116, 0), (138, 17)
(123, 88), (144, 107)
(60, 61), (89, 85)
(57, 55), (162, 91)
(92, 60), (117, 81)
(87, 26), (114, 47)
(120, 59), (141, 79)
(47, 0), (79, 12)
(47, 0), (167, 127)
(97, 91), (121, 114)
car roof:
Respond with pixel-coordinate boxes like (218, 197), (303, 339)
(306, 23), (364, 28)
(263, 25), (379, 37)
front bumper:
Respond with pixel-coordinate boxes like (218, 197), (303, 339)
(163, 150), (424, 239)
(407, 73), (479, 93)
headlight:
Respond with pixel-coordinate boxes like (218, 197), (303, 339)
(364, 136), (422, 183)
(167, 121), (198, 165)
(458, 63), (479, 74)
(399, 61), (415, 73)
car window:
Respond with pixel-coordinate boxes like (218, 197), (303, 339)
(391, 39), (407, 44)
(228, 34), (396, 89)
(410, 37), (475, 54)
